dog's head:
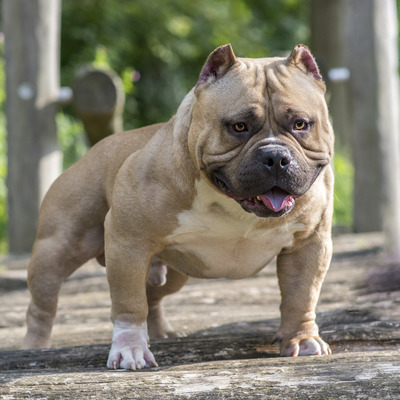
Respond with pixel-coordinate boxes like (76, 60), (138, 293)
(183, 44), (334, 218)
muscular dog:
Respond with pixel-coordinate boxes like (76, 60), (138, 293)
(23, 44), (334, 369)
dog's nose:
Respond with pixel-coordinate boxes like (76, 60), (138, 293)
(259, 146), (292, 176)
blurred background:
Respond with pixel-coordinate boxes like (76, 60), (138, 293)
(0, 0), (399, 260)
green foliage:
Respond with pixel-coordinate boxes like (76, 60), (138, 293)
(60, 0), (310, 129)
(59, 0), (353, 228)
(56, 113), (88, 170)
(0, 0), (355, 252)
(333, 151), (354, 227)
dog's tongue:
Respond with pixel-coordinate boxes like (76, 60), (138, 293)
(260, 188), (292, 212)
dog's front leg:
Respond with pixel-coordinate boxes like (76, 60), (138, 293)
(104, 214), (158, 370)
(275, 231), (332, 357)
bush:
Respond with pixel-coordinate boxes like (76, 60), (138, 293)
(56, 112), (88, 170)
(60, 0), (311, 129)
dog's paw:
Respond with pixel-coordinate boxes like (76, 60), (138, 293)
(106, 321), (158, 370)
(148, 324), (186, 339)
(147, 304), (186, 339)
(279, 336), (331, 357)
(147, 259), (168, 287)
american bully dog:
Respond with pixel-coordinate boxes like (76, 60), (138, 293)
(23, 44), (334, 370)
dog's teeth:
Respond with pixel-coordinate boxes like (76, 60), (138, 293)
(256, 196), (261, 201)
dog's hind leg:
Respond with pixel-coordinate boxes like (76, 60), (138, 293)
(22, 225), (105, 349)
(146, 262), (189, 339)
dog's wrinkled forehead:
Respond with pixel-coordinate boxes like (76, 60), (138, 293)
(222, 60), (323, 112)
(189, 44), (333, 164)
(195, 44), (326, 119)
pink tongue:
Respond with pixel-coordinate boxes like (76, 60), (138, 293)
(260, 188), (292, 212)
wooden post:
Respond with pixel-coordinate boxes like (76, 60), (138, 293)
(3, 0), (62, 253)
(344, 0), (400, 259)
(310, 0), (351, 150)
(72, 68), (125, 145)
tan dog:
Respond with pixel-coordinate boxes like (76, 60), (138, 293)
(22, 44), (334, 369)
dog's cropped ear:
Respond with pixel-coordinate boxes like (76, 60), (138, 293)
(196, 44), (237, 90)
(287, 44), (323, 82)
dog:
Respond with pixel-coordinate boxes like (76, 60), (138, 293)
(22, 44), (334, 370)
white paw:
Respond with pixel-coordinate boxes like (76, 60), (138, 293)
(281, 337), (331, 357)
(106, 321), (158, 370)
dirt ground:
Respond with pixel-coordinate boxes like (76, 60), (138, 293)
(0, 232), (399, 399)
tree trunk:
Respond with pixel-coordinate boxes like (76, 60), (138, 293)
(344, 0), (400, 260)
(374, 0), (400, 261)
(3, 0), (62, 253)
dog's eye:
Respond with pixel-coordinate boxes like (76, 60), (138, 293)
(233, 122), (248, 132)
(293, 120), (308, 131)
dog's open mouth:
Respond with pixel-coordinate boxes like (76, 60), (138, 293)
(248, 189), (295, 212)
(215, 176), (296, 216)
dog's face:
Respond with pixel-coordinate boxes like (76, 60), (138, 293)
(188, 45), (334, 218)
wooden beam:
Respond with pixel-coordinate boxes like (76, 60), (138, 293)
(0, 347), (399, 398)
(72, 68), (125, 145)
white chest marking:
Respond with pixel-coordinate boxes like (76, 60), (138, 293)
(165, 177), (305, 279)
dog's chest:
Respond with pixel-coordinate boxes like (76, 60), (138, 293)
(164, 178), (304, 279)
